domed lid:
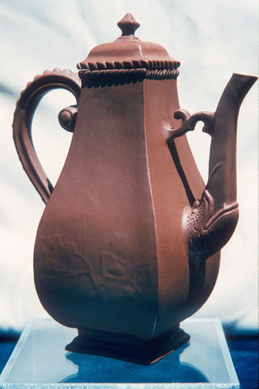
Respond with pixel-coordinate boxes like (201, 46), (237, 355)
(78, 13), (180, 71)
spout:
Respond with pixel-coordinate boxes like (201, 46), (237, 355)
(169, 73), (257, 257)
(207, 73), (257, 214)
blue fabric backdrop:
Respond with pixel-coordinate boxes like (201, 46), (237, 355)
(0, 335), (258, 388)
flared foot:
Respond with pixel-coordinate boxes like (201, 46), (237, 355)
(65, 325), (190, 365)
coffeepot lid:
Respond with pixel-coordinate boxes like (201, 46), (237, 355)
(78, 13), (180, 72)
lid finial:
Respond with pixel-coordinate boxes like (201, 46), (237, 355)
(117, 13), (140, 36)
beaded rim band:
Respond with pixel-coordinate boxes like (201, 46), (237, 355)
(79, 67), (179, 88)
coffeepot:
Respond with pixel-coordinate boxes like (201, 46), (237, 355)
(13, 14), (257, 364)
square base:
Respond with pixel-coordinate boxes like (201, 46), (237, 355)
(0, 318), (240, 388)
(65, 325), (190, 365)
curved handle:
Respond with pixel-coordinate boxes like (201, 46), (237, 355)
(13, 68), (81, 204)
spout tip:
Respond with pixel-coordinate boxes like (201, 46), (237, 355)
(226, 73), (258, 101)
(232, 72), (258, 85)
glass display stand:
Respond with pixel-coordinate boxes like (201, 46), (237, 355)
(0, 318), (239, 389)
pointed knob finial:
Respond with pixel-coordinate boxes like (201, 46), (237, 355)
(117, 13), (140, 36)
